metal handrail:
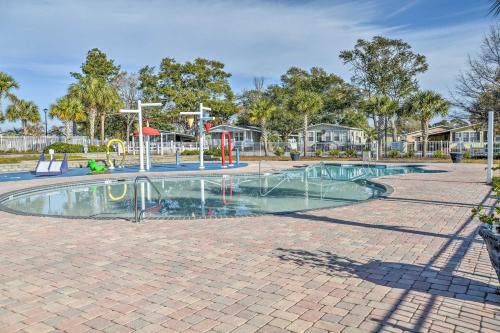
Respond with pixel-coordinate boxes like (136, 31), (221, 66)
(133, 176), (162, 223)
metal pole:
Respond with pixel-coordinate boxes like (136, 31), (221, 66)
(199, 103), (205, 169)
(138, 100), (145, 172)
(487, 111), (494, 184)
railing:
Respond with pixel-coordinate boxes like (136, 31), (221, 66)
(133, 176), (162, 223)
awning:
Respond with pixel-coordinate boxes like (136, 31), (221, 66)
(133, 127), (161, 137)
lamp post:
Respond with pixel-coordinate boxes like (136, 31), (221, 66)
(487, 110), (494, 184)
(120, 100), (162, 172)
(43, 108), (48, 136)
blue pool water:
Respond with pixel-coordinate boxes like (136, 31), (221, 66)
(0, 162), (248, 182)
(0, 164), (436, 219)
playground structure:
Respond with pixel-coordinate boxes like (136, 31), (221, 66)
(34, 152), (69, 176)
(87, 160), (107, 172)
(221, 131), (233, 168)
(133, 127), (160, 171)
(180, 103), (215, 169)
(120, 100), (162, 172)
(106, 139), (126, 169)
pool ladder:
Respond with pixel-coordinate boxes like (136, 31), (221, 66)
(133, 176), (162, 223)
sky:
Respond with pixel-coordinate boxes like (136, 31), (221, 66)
(0, 0), (497, 130)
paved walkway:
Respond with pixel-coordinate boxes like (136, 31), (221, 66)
(0, 162), (498, 332)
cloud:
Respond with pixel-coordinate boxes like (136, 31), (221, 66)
(0, 0), (493, 130)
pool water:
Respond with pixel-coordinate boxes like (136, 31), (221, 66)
(0, 164), (432, 220)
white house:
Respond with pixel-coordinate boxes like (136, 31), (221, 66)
(208, 125), (262, 148)
(298, 123), (366, 149)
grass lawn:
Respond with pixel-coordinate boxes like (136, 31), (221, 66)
(0, 154), (86, 164)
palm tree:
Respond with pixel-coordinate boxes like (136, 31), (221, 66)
(362, 126), (378, 144)
(490, 0), (500, 15)
(70, 76), (119, 143)
(359, 95), (398, 156)
(248, 96), (276, 156)
(289, 90), (323, 156)
(6, 99), (41, 135)
(50, 96), (86, 142)
(98, 90), (122, 143)
(0, 72), (18, 115)
(403, 91), (449, 157)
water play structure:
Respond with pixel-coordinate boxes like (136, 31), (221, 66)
(34, 152), (69, 176)
(221, 131), (233, 168)
(87, 160), (107, 172)
(133, 127), (160, 171)
(119, 100), (162, 172)
(180, 103), (215, 169)
(106, 139), (126, 169)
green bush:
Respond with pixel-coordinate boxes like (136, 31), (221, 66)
(405, 150), (415, 158)
(181, 149), (199, 156)
(329, 149), (340, 157)
(463, 151), (471, 159)
(387, 150), (400, 158)
(345, 148), (356, 157)
(432, 150), (446, 159)
(274, 147), (285, 157)
(44, 142), (83, 153)
(88, 145), (108, 153)
(206, 147), (222, 157)
(315, 149), (323, 157)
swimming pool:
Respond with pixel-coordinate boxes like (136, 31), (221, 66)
(0, 164), (433, 220)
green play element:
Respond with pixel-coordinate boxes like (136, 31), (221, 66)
(87, 159), (107, 172)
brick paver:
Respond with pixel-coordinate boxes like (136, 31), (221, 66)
(0, 162), (498, 332)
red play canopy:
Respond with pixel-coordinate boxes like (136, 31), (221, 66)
(133, 127), (160, 137)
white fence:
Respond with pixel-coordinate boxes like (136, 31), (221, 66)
(0, 136), (99, 152)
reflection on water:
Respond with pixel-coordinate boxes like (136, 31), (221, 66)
(1, 164), (429, 219)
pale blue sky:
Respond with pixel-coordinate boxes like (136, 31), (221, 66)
(0, 0), (496, 130)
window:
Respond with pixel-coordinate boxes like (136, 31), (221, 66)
(308, 132), (314, 142)
(333, 131), (340, 141)
(470, 132), (480, 142)
(316, 132), (322, 142)
(462, 132), (469, 142)
(325, 132), (331, 141)
(233, 132), (244, 141)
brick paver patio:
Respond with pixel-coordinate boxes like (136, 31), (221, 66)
(0, 162), (498, 332)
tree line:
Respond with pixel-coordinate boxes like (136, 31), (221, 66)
(0, 25), (498, 156)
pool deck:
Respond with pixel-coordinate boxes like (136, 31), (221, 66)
(0, 161), (498, 333)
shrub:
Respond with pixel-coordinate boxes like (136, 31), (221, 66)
(44, 142), (83, 153)
(432, 150), (446, 159)
(345, 148), (356, 157)
(206, 147), (222, 157)
(329, 149), (340, 157)
(405, 150), (415, 158)
(387, 150), (400, 158)
(88, 145), (108, 153)
(463, 151), (471, 159)
(181, 149), (199, 156)
(274, 147), (285, 157)
(315, 149), (323, 157)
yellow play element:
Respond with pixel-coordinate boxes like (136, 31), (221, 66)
(106, 139), (126, 169)
(187, 116), (195, 128)
(107, 184), (128, 201)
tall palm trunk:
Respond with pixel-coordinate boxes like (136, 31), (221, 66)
(422, 119), (429, 157)
(100, 112), (106, 144)
(64, 121), (72, 143)
(22, 120), (28, 135)
(376, 115), (384, 157)
(303, 113), (308, 156)
(260, 118), (268, 156)
(88, 108), (96, 144)
(391, 116), (398, 141)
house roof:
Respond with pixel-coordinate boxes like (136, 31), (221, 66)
(301, 123), (364, 131)
(407, 123), (480, 138)
(209, 124), (262, 133)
